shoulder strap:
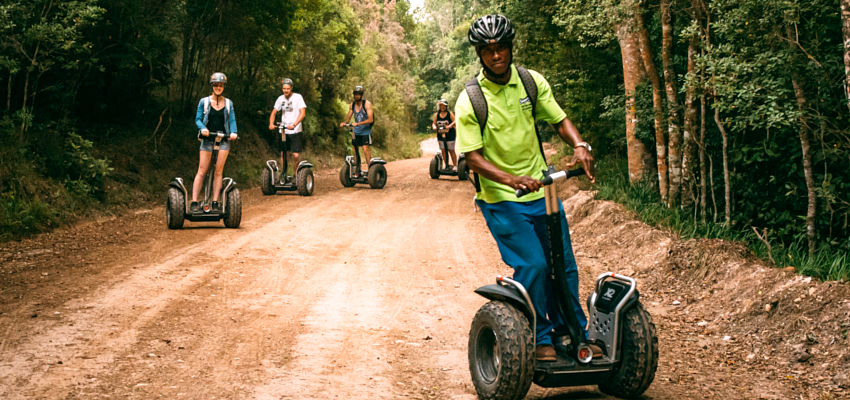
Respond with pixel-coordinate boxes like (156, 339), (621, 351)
(203, 97), (210, 117)
(516, 66), (537, 118)
(464, 78), (488, 134)
(516, 66), (547, 166)
(225, 98), (232, 114)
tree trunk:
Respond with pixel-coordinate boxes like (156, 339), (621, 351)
(6, 71), (12, 111)
(699, 65), (708, 222)
(634, 2), (669, 201)
(713, 107), (731, 226)
(788, 25), (818, 255)
(842, 0), (850, 112)
(616, 18), (654, 183)
(682, 36), (699, 210)
(662, 0), (684, 206)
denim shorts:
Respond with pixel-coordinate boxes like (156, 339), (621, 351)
(199, 138), (230, 152)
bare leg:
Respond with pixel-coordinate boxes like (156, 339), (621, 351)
(192, 151), (213, 202)
(363, 145), (372, 170)
(292, 152), (300, 169)
(212, 150), (230, 202)
(449, 149), (458, 169)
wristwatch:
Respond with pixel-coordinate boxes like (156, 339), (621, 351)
(575, 142), (592, 152)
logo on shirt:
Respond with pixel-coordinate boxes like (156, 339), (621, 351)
(520, 97), (533, 112)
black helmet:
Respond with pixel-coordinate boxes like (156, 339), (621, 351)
(468, 14), (515, 47)
(210, 72), (227, 85)
(353, 85), (364, 95)
(282, 78), (293, 87)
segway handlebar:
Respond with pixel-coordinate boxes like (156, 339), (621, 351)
(514, 168), (585, 198)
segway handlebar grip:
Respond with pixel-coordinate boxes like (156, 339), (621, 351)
(514, 168), (586, 198)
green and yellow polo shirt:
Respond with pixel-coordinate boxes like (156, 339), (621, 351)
(455, 65), (567, 204)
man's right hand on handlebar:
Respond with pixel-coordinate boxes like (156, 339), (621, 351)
(506, 175), (543, 194)
(201, 129), (210, 137)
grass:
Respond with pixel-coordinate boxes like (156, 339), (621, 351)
(592, 156), (850, 282)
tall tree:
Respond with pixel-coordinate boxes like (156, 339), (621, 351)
(661, 0), (684, 206)
(634, 1), (669, 201)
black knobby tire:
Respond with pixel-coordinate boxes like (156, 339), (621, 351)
(368, 163), (387, 189)
(296, 167), (314, 196)
(340, 163), (354, 187)
(260, 167), (275, 195)
(429, 156), (440, 179)
(598, 302), (658, 398)
(223, 189), (242, 229)
(468, 301), (534, 400)
(457, 157), (469, 181)
(166, 188), (185, 230)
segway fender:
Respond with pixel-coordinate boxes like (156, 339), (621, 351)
(266, 160), (279, 173)
(220, 178), (236, 210)
(345, 155), (356, 167)
(296, 161), (313, 171)
(368, 158), (387, 167)
(474, 284), (534, 322)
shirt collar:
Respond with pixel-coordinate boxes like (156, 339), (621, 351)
(477, 64), (518, 95)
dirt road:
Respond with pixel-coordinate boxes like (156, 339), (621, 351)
(0, 147), (845, 399)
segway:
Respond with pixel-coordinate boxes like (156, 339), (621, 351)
(260, 124), (314, 196)
(166, 132), (242, 229)
(468, 167), (658, 399)
(339, 124), (387, 189)
(429, 121), (469, 181)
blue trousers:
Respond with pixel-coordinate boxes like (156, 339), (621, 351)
(477, 198), (588, 346)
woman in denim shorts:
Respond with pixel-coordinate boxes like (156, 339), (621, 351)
(191, 72), (238, 213)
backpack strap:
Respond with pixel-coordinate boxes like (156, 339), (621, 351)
(465, 78), (488, 134)
(516, 66), (547, 165)
(203, 96), (210, 117)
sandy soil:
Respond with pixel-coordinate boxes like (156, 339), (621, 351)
(0, 147), (847, 399)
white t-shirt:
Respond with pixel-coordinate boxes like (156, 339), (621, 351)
(273, 93), (307, 134)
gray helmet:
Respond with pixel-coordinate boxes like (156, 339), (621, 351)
(439, 99), (448, 106)
(353, 85), (364, 95)
(282, 78), (293, 87)
(468, 14), (515, 47)
(210, 72), (227, 85)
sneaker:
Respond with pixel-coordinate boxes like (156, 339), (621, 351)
(211, 201), (221, 212)
(535, 345), (557, 362)
(190, 202), (200, 213)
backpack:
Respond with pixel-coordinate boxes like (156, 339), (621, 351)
(464, 66), (547, 192)
(351, 100), (374, 128)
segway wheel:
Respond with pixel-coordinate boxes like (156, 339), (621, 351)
(368, 163), (387, 189)
(296, 167), (314, 196)
(598, 302), (658, 398)
(468, 301), (534, 400)
(429, 156), (440, 179)
(260, 168), (275, 195)
(340, 163), (355, 187)
(457, 157), (469, 181)
(223, 189), (242, 229)
(166, 188), (185, 229)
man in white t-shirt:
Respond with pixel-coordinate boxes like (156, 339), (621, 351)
(268, 78), (307, 180)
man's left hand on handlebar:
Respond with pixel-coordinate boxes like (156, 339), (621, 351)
(229, 133), (238, 140)
(566, 147), (595, 183)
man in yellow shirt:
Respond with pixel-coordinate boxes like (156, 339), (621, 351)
(456, 14), (598, 362)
